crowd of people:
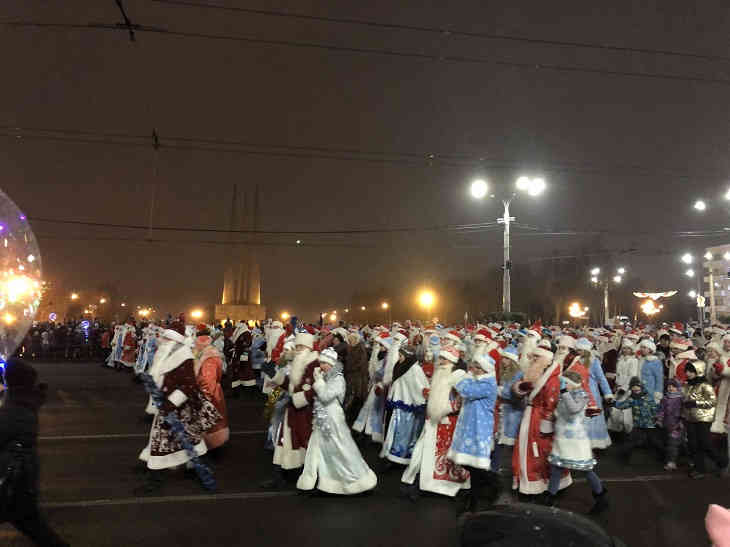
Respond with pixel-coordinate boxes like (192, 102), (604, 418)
(104, 314), (730, 519)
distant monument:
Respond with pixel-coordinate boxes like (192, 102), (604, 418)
(214, 184), (267, 323)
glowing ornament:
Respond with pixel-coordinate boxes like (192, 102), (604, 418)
(0, 189), (42, 359)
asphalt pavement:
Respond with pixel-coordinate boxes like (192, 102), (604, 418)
(1, 361), (728, 546)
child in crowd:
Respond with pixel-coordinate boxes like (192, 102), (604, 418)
(544, 370), (607, 514)
(613, 377), (663, 463)
(682, 361), (728, 479)
(656, 378), (683, 470)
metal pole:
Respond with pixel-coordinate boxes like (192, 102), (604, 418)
(500, 200), (515, 314)
(710, 270), (716, 324)
(698, 274), (704, 331)
(603, 283), (609, 326)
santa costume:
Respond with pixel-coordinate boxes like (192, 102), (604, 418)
(268, 332), (320, 474)
(297, 348), (377, 494)
(119, 320), (138, 371)
(138, 323), (221, 474)
(401, 346), (471, 497)
(230, 321), (255, 392)
(511, 346), (572, 495)
(352, 334), (392, 443)
(711, 334), (730, 434)
(194, 326), (229, 451)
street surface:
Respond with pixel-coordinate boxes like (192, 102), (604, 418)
(1, 361), (726, 546)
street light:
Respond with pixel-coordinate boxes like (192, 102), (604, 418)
(281, 311), (290, 321)
(360, 306), (366, 311)
(470, 174), (546, 313)
(725, 188), (730, 201)
(679, 253), (703, 330)
(418, 290), (435, 319)
(470, 179), (488, 199)
(381, 302), (389, 310)
(590, 266), (627, 324)
(694, 199), (707, 211)
(681, 253), (693, 265)
(70, 292), (79, 300)
(99, 298), (107, 304)
(705, 251), (714, 261)
(686, 268), (695, 277)
(191, 309), (204, 320)
(689, 290), (697, 299)
(568, 302), (589, 319)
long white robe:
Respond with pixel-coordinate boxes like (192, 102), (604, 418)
(297, 370), (377, 495)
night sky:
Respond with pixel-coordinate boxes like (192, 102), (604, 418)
(2, 1), (730, 321)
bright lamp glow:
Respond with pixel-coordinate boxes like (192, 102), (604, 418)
(724, 251), (730, 261)
(418, 290), (435, 309)
(516, 176), (530, 191)
(725, 188), (730, 201)
(694, 199), (707, 211)
(70, 292), (79, 300)
(590, 267), (600, 276)
(590, 276), (598, 283)
(280, 311), (290, 320)
(527, 177), (546, 196)
(99, 298), (107, 304)
(705, 251), (713, 260)
(470, 179), (488, 199)
(568, 302), (588, 318)
(686, 268), (695, 277)
(329, 313), (337, 322)
(191, 309), (203, 320)
(381, 302), (389, 310)
(617, 267), (626, 275)
(681, 253), (693, 264)
(688, 290), (697, 298)
(613, 275), (622, 283)
(360, 306), (366, 311)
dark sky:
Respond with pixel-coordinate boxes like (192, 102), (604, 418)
(2, 1), (730, 321)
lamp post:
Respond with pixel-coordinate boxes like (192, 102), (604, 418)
(590, 266), (626, 325)
(681, 252), (704, 330)
(470, 175), (546, 314)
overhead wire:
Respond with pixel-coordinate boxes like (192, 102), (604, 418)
(4, 20), (730, 86)
(151, 0), (730, 64)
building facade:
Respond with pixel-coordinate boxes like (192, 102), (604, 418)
(703, 244), (730, 323)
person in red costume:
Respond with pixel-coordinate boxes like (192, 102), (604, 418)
(511, 346), (572, 496)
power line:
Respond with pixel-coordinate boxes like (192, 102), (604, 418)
(151, 0), (730, 64)
(5, 21), (730, 86)
(3, 126), (729, 182)
(29, 216), (503, 235)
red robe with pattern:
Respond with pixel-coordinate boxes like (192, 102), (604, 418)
(271, 350), (319, 470)
(120, 328), (137, 368)
(401, 365), (470, 496)
(231, 329), (255, 388)
(512, 361), (572, 494)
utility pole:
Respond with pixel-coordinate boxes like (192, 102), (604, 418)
(497, 200), (515, 314)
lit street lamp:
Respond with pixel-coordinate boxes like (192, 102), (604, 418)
(70, 292), (79, 301)
(470, 175), (546, 313)
(191, 309), (204, 320)
(418, 290), (436, 320)
(694, 199), (707, 212)
(590, 266), (627, 324)
(679, 252), (704, 330)
(280, 311), (290, 321)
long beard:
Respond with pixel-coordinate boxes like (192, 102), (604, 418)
(427, 362), (455, 425)
(150, 341), (174, 373)
(290, 348), (314, 387)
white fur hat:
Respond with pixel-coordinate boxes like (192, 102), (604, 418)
(294, 332), (315, 349)
(319, 347), (338, 366)
(639, 339), (656, 353)
(575, 338), (593, 351)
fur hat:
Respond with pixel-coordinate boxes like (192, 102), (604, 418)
(472, 353), (495, 373)
(294, 332), (315, 349)
(639, 339), (656, 353)
(318, 347), (338, 366)
(440, 346), (459, 363)
(575, 337), (592, 351)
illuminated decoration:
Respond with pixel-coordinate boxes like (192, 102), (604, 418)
(470, 179), (488, 199)
(641, 300), (661, 316)
(48, 312), (57, 322)
(633, 291), (678, 300)
(568, 302), (589, 319)
(138, 308), (151, 318)
(80, 320), (90, 329)
(121, 302), (127, 307)
(344, 308), (349, 313)
(0, 189), (42, 359)
(247, 320), (256, 328)
(381, 302), (389, 310)
(99, 297), (107, 304)
(190, 309), (204, 320)
(360, 306), (366, 311)
(688, 290), (697, 299)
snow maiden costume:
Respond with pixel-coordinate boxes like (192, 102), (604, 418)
(379, 346), (428, 464)
(297, 348), (377, 494)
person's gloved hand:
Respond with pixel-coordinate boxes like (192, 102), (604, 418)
(422, 387), (430, 399)
(683, 400), (697, 408)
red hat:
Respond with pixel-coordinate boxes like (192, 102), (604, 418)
(440, 346), (459, 363)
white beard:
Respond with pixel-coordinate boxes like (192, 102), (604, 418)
(290, 348), (316, 388)
(427, 362), (455, 425)
(149, 340), (174, 375)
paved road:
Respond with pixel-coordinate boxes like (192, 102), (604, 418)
(0, 361), (726, 546)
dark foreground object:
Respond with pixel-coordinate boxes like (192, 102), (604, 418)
(461, 503), (626, 547)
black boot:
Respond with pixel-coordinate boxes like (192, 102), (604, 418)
(133, 471), (164, 496)
(537, 491), (558, 507)
(482, 471), (503, 508)
(260, 467), (286, 490)
(400, 482), (419, 503)
(588, 487), (609, 515)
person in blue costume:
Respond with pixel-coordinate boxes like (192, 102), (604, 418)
(448, 352), (500, 515)
(575, 338), (613, 450)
